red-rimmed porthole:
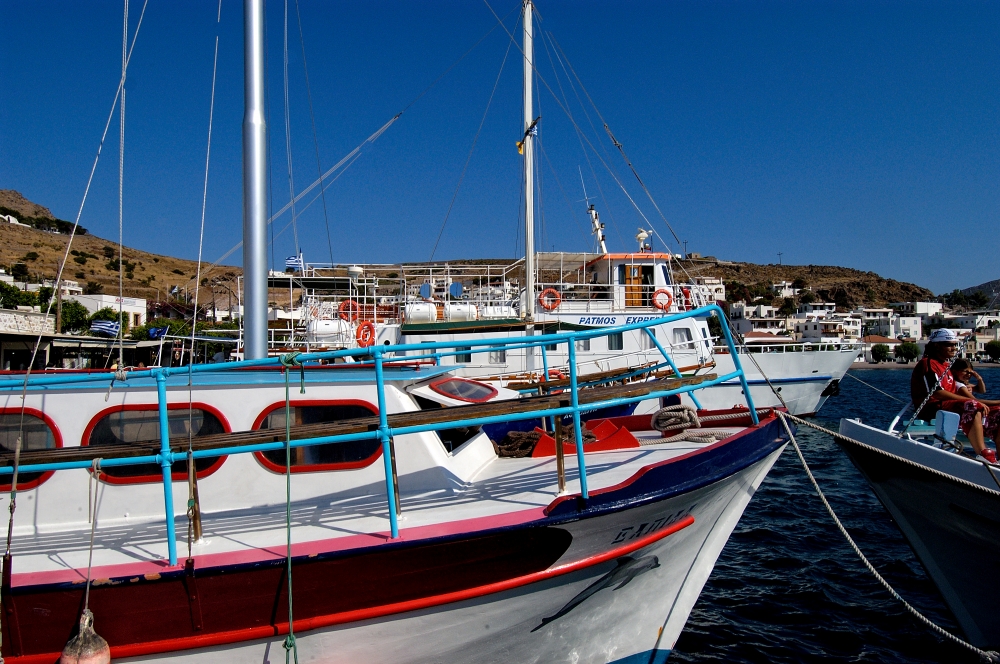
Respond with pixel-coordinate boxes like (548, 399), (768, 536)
(82, 403), (230, 485)
(0, 408), (62, 491)
(428, 377), (498, 404)
(252, 400), (382, 474)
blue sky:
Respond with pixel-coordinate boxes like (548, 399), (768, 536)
(2, 1), (998, 294)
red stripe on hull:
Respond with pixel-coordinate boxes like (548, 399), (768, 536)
(5, 516), (693, 663)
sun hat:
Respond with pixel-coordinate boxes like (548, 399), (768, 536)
(927, 328), (958, 343)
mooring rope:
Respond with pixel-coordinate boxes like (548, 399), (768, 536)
(280, 354), (301, 664)
(842, 371), (905, 403)
(777, 412), (1000, 662)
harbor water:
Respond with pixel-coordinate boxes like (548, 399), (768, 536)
(672, 367), (1000, 663)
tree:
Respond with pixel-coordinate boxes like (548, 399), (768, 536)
(777, 297), (796, 316)
(0, 282), (36, 310)
(10, 263), (29, 281)
(792, 277), (808, 290)
(59, 300), (90, 333)
(84, 281), (104, 295)
(969, 292), (990, 309)
(986, 340), (1000, 362)
(799, 291), (816, 304)
(871, 344), (890, 363)
(894, 342), (920, 363)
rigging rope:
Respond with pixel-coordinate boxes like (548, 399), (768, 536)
(116, 0), (129, 368)
(777, 412), (1000, 663)
(282, 0), (301, 257)
(842, 371), (905, 403)
(280, 353), (303, 664)
(429, 26), (516, 260)
(293, 0), (335, 264)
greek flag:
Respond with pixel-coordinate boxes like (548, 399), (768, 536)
(89, 320), (120, 337)
(285, 254), (304, 272)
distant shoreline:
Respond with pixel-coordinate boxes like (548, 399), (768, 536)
(850, 361), (997, 371)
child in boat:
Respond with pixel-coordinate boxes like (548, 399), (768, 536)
(911, 329), (999, 463)
(951, 359), (997, 403)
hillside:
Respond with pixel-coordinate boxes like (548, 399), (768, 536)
(0, 190), (935, 310)
(962, 278), (1000, 301)
(673, 259), (934, 308)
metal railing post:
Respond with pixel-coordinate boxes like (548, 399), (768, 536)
(566, 339), (590, 500)
(644, 327), (704, 410)
(540, 344), (555, 431)
(710, 307), (759, 424)
(372, 349), (400, 538)
(155, 371), (178, 565)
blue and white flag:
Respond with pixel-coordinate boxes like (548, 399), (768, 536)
(89, 320), (120, 337)
(285, 254), (304, 272)
(148, 326), (169, 339)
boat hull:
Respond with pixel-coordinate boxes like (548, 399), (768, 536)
(5, 420), (788, 663)
(838, 419), (1000, 648)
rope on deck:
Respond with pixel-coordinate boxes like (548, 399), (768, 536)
(778, 412), (1000, 663)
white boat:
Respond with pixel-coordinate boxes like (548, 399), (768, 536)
(0, 2), (791, 662)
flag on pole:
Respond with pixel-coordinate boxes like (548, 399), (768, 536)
(148, 326), (169, 339)
(89, 320), (121, 337)
(285, 254), (304, 272)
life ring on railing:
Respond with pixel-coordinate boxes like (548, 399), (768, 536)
(681, 287), (692, 311)
(339, 299), (360, 321)
(538, 288), (561, 311)
(356, 320), (376, 347)
(652, 289), (673, 311)
(546, 369), (566, 381)
(308, 306), (319, 318)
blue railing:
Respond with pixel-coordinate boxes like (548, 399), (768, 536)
(0, 305), (756, 565)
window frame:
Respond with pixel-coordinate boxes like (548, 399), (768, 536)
(0, 407), (62, 491)
(81, 402), (231, 486)
(428, 377), (499, 404)
(251, 399), (382, 474)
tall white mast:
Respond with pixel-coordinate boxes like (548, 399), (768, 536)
(523, 0), (535, 324)
(242, 0), (268, 359)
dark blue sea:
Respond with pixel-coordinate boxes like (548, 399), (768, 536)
(671, 366), (1000, 663)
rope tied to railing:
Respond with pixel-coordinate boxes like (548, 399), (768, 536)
(777, 412), (1000, 663)
(103, 366), (128, 403)
(281, 363), (299, 664)
(280, 351), (306, 394)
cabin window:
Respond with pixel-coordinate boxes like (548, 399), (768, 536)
(429, 377), (498, 403)
(254, 402), (381, 473)
(608, 332), (624, 351)
(489, 349), (506, 364)
(575, 338), (591, 352)
(672, 328), (693, 348)
(0, 411), (60, 490)
(545, 343), (558, 351)
(85, 406), (228, 483)
(642, 328), (658, 350)
(455, 347), (472, 363)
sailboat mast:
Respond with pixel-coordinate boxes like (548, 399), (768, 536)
(242, 0), (268, 359)
(522, 0), (535, 324)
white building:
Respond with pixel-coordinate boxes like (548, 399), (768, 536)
(771, 281), (801, 299)
(891, 301), (943, 326)
(953, 311), (1000, 331)
(794, 316), (853, 343)
(729, 303), (788, 335)
(68, 294), (146, 328)
(798, 302), (837, 316)
(692, 276), (725, 303)
(975, 328), (1000, 356)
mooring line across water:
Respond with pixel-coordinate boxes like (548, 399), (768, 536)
(778, 412), (1000, 663)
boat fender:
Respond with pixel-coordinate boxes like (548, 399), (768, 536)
(60, 610), (110, 664)
(538, 288), (561, 311)
(681, 287), (692, 310)
(356, 320), (376, 347)
(338, 299), (360, 321)
(651, 289), (673, 311)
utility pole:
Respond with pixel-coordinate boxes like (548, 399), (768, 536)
(777, 252), (783, 265)
(683, 240), (688, 258)
(55, 260), (63, 334)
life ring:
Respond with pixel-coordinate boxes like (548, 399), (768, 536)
(356, 320), (376, 347)
(681, 287), (692, 311)
(538, 288), (561, 311)
(547, 369), (566, 381)
(339, 299), (360, 321)
(652, 289), (673, 311)
(308, 306), (319, 318)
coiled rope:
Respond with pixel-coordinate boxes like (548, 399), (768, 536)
(777, 412), (1000, 663)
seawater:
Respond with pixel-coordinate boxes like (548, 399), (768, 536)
(671, 367), (1000, 663)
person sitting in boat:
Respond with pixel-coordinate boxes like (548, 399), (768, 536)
(911, 329), (999, 463)
(951, 359), (995, 402)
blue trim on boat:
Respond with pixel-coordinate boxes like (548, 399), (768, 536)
(722, 375), (832, 386)
(609, 648), (670, 664)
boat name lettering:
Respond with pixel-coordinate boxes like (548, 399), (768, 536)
(624, 316), (659, 324)
(612, 506), (695, 544)
(578, 316), (618, 325)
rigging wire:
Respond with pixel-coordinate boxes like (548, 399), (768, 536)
(116, 0), (129, 368)
(282, 0), (301, 256)
(197, 3), (520, 278)
(429, 22), (516, 261)
(293, 0), (335, 264)
(537, 142), (591, 246)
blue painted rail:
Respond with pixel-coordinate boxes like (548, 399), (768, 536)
(0, 305), (756, 565)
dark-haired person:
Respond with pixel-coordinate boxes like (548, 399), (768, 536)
(952, 359), (994, 402)
(911, 329), (999, 463)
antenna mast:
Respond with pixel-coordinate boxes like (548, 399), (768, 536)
(579, 167), (607, 254)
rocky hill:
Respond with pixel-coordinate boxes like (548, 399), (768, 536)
(674, 258), (934, 308)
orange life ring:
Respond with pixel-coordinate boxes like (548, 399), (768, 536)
(547, 369), (566, 381)
(652, 289), (673, 311)
(538, 288), (561, 311)
(339, 299), (360, 321)
(681, 287), (692, 311)
(356, 320), (376, 347)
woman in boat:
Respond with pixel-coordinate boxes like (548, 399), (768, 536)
(911, 329), (999, 463)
